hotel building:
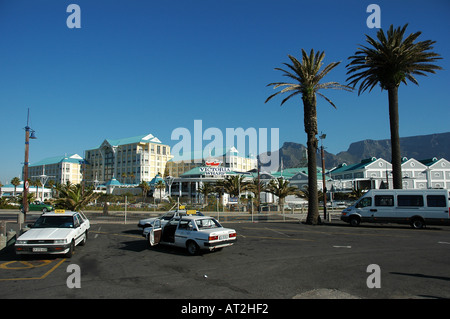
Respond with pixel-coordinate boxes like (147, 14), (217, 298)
(84, 133), (173, 185)
(27, 154), (84, 185)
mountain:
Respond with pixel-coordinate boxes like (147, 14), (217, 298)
(274, 132), (450, 170)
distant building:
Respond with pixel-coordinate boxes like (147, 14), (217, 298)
(167, 146), (257, 177)
(328, 157), (450, 191)
(84, 133), (173, 186)
(27, 154), (85, 185)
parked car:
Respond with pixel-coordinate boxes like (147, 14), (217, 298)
(137, 209), (204, 229)
(20, 200), (54, 212)
(15, 210), (90, 257)
(143, 215), (236, 255)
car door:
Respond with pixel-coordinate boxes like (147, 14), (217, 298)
(174, 219), (191, 247)
(73, 215), (84, 245)
(149, 219), (162, 246)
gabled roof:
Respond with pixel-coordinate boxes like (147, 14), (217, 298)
(30, 154), (84, 167)
(329, 157), (379, 174)
(105, 133), (161, 147)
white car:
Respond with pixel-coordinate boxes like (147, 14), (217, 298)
(15, 210), (90, 258)
(137, 209), (204, 229)
(144, 215), (237, 255)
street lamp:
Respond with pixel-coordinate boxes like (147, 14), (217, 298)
(21, 108), (37, 228)
(319, 133), (327, 221)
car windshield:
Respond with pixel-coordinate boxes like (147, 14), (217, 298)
(195, 218), (221, 229)
(33, 216), (74, 228)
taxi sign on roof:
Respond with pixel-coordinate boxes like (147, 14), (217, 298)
(54, 209), (66, 214)
(187, 210), (197, 215)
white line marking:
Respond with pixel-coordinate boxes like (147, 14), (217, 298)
(333, 245), (352, 248)
(265, 227), (290, 237)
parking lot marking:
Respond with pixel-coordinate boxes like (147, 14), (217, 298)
(90, 230), (141, 239)
(265, 227), (291, 237)
(0, 260), (52, 270)
(241, 226), (411, 238)
(0, 258), (66, 281)
(243, 235), (314, 242)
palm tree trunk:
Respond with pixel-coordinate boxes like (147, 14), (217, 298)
(388, 86), (402, 189)
(303, 98), (320, 224)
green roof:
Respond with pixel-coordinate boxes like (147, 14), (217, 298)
(30, 154), (84, 167)
(329, 157), (378, 174)
(105, 133), (161, 147)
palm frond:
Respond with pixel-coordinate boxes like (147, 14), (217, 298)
(346, 24), (442, 94)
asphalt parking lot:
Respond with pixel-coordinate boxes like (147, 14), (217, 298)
(1, 220), (450, 300)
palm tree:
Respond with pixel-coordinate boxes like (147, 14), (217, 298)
(266, 177), (299, 215)
(154, 180), (165, 203)
(138, 181), (150, 199)
(198, 182), (215, 206)
(346, 24), (442, 189)
(54, 182), (100, 212)
(215, 175), (250, 204)
(10, 177), (21, 196)
(265, 49), (352, 224)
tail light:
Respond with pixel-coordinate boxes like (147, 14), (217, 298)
(229, 232), (237, 238)
(208, 235), (218, 241)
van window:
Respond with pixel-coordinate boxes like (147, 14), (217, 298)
(375, 195), (394, 206)
(397, 195), (424, 207)
(427, 195), (446, 207)
(356, 197), (372, 208)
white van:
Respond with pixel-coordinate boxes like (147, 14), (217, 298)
(341, 189), (450, 228)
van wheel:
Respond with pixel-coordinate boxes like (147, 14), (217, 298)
(349, 216), (360, 227)
(410, 217), (425, 229)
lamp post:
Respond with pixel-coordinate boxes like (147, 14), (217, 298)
(21, 108), (37, 228)
(319, 133), (327, 222)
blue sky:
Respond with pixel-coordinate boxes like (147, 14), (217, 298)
(1, 0), (449, 184)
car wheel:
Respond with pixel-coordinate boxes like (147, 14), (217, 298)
(66, 240), (75, 258)
(42, 208), (48, 212)
(186, 241), (200, 256)
(79, 231), (88, 246)
(349, 216), (360, 227)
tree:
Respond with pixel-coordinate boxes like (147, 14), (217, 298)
(54, 182), (100, 212)
(215, 175), (250, 204)
(10, 177), (21, 196)
(265, 49), (352, 224)
(154, 180), (165, 203)
(266, 177), (299, 215)
(346, 24), (442, 189)
(198, 182), (215, 206)
(138, 181), (150, 199)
